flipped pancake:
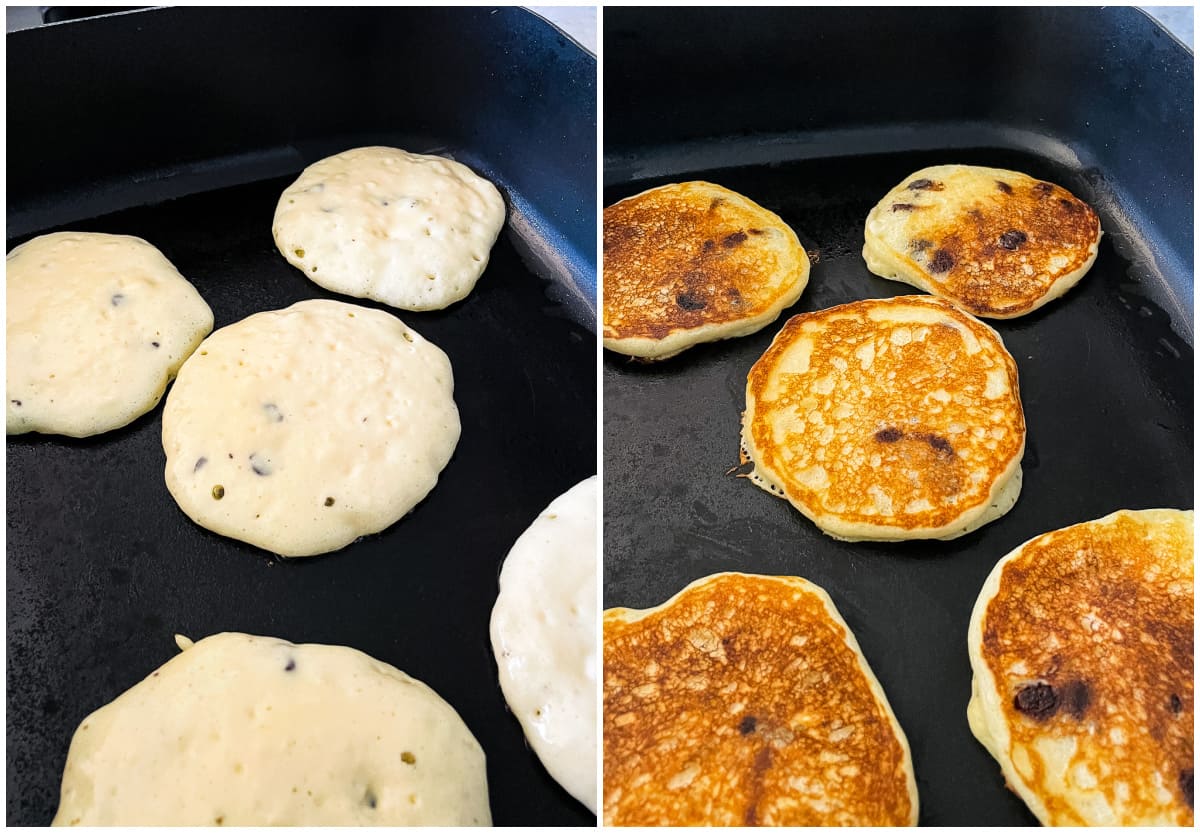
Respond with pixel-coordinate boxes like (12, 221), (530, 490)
(603, 182), (810, 360)
(604, 572), (918, 826)
(742, 295), (1025, 541)
(863, 164), (1102, 318)
(53, 632), (490, 826)
(968, 509), (1194, 826)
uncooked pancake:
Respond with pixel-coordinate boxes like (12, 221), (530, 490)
(6, 232), (213, 437)
(162, 299), (459, 557)
(490, 476), (598, 812)
(52, 632), (490, 826)
(968, 509), (1194, 825)
(272, 146), (505, 311)
(603, 181), (810, 360)
(604, 572), (918, 826)
(742, 294), (1025, 541)
(863, 164), (1102, 318)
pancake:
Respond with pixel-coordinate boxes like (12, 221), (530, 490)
(53, 632), (491, 826)
(742, 294), (1025, 541)
(863, 164), (1102, 318)
(603, 181), (810, 360)
(967, 509), (1194, 826)
(490, 476), (598, 812)
(6, 232), (213, 437)
(162, 299), (459, 557)
(272, 146), (505, 311)
(603, 572), (918, 826)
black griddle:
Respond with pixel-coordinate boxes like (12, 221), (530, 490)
(603, 7), (1193, 826)
(7, 7), (595, 826)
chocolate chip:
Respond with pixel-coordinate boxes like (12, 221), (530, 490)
(1014, 682), (1058, 720)
(739, 716), (757, 735)
(1033, 182), (1054, 195)
(364, 790), (377, 809)
(194, 456), (207, 473)
(891, 203), (917, 212)
(676, 293), (707, 311)
(1181, 769), (1194, 809)
(284, 658), (296, 672)
(263, 403), (284, 423)
(722, 231), (748, 248)
(111, 293), (125, 306)
(401, 751), (416, 765)
(10, 399), (20, 407)
(929, 249), (956, 273)
(996, 181), (1013, 194)
(907, 178), (935, 190)
(1059, 198), (1082, 213)
(1061, 680), (1090, 718)
(998, 230), (1027, 250)
(923, 434), (955, 457)
(875, 427), (903, 443)
(324, 497), (335, 507)
(1170, 694), (1182, 714)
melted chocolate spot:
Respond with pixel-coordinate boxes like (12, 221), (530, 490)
(1181, 769), (1194, 809)
(709, 197), (725, 210)
(10, 399), (20, 407)
(739, 716), (758, 735)
(1170, 693), (1183, 714)
(263, 403), (284, 423)
(1061, 680), (1090, 718)
(249, 454), (272, 476)
(996, 181), (1013, 194)
(194, 457), (207, 473)
(1014, 682), (1059, 720)
(1033, 181), (1054, 195)
(1059, 197), (1082, 213)
(111, 293), (125, 306)
(364, 790), (377, 809)
(875, 427), (903, 443)
(702, 239), (715, 253)
(907, 178), (935, 190)
(998, 230), (1028, 250)
(722, 231), (748, 248)
(151, 341), (160, 348)
(676, 293), (707, 311)
(923, 434), (955, 457)
(284, 658), (296, 672)
(748, 228), (764, 235)
(929, 249), (956, 273)
(891, 203), (917, 212)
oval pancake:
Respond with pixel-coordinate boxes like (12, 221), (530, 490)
(603, 182), (810, 360)
(967, 509), (1194, 826)
(863, 164), (1102, 318)
(742, 295), (1025, 541)
(603, 572), (918, 826)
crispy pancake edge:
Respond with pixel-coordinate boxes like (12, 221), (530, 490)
(603, 571), (919, 826)
(862, 164), (1102, 319)
(603, 182), (811, 360)
(966, 509), (1195, 825)
(740, 295), (1026, 541)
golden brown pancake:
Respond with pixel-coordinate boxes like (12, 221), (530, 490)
(968, 509), (1194, 825)
(603, 181), (810, 360)
(863, 164), (1102, 318)
(603, 572), (918, 826)
(742, 295), (1025, 541)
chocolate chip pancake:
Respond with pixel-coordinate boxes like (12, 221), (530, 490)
(968, 509), (1194, 825)
(604, 572), (918, 826)
(742, 294), (1025, 541)
(603, 181), (810, 360)
(863, 164), (1102, 318)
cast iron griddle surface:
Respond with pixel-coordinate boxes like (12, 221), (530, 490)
(7, 176), (596, 826)
(603, 147), (1193, 826)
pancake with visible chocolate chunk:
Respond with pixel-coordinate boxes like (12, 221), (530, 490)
(968, 509), (1194, 826)
(742, 295), (1025, 541)
(863, 164), (1102, 318)
(603, 572), (918, 826)
(603, 182), (810, 360)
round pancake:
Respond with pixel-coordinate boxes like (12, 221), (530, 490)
(272, 146), (505, 311)
(603, 181), (810, 360)
(604, 572), (918, 826)
(162, 299), (459, 557)
(967, 509), (1194, 826)
(52, 632), (490, 826)
(863, 164), (1102, 318)
(7, 232), (213, 437)
(490, 476), (597, 812)
(742, 294), (1025, 541)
